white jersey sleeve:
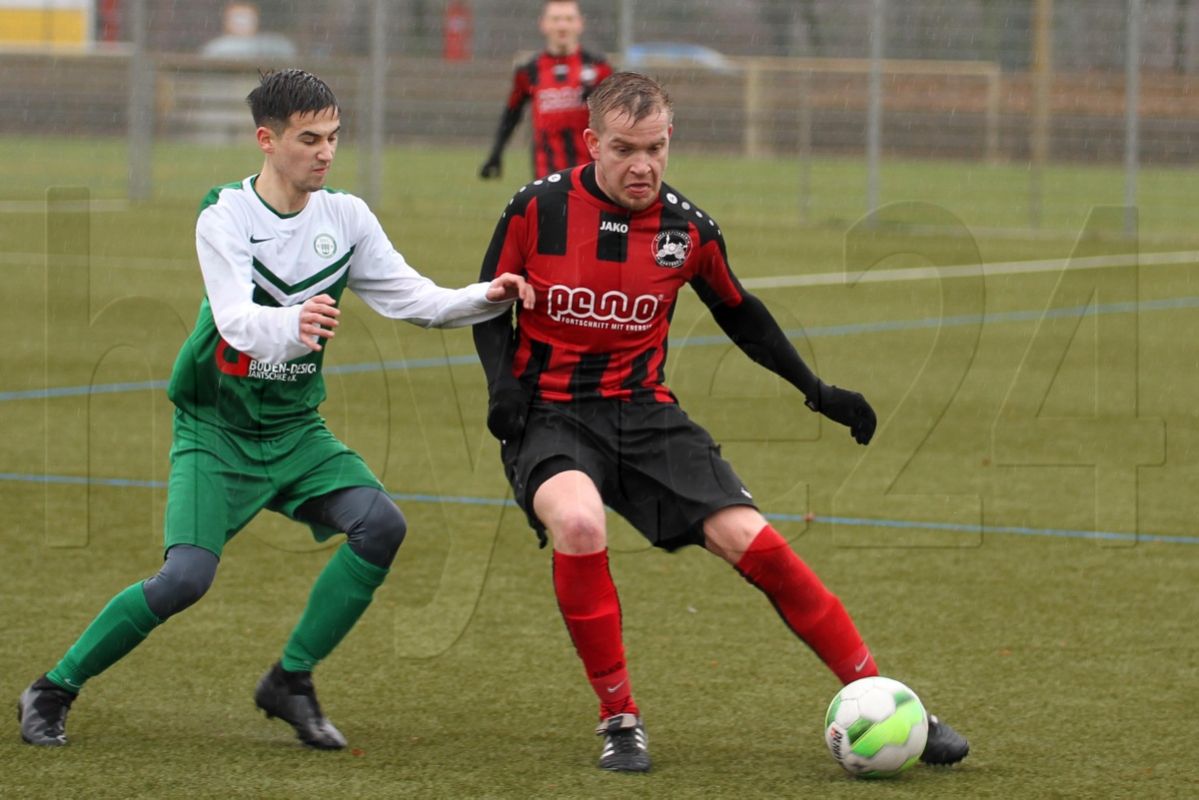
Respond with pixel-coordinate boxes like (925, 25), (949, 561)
(196, 200), (308, 365)
(347, 198), (510, 328)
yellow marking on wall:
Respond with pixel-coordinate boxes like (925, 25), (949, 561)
(0, 9), (88, 45)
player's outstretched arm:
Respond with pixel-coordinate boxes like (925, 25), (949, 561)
(701, 286), (877, 445)
(347, 199), (530, 328)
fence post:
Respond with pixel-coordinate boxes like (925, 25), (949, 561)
(744, 59), (765, 158)
(1030, 0), (1054, 229)
(127, 0), (152, 202)
(798, 69), (813, 223)
(1124, 0), (1142, 239)
(359, 0), (388, 208)
(866, 0), (885, 217)
(985, 67), (1001, 164)
(619, 0), (634, 64)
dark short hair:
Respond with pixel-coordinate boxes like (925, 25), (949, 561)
(587, 72), (673, 131)
(246, 69), (339, 131)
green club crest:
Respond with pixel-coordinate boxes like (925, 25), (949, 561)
(313, 233), (337, 258)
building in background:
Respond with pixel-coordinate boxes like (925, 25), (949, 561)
(0, 0), (92, 48)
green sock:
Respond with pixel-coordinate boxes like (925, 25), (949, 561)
(280, 544), (389, 673)
(46, 583), (162, 693)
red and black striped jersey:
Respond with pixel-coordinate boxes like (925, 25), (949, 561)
(477, 163), (746, 404)
(501, 49), (612, 178)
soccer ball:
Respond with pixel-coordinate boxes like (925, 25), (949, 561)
(824, 676), (928, 778)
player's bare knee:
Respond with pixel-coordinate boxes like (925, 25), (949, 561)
(548, 510), (606, 554)
(704, 506), (769, 562)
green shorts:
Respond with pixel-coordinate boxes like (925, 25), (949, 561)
(163, 410), (383, 557)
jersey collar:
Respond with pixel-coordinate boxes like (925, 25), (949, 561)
(249, 174), (307, 220)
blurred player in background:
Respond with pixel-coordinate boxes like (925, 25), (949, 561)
(18, 68), (533, 750)
(479, 0), (612, 180)
(473, 71), (970, 773)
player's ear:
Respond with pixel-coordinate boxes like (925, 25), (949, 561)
(256, 126), (276, 155)
(584, 128), (601, 159)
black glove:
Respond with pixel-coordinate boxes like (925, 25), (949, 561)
(479, 155), (502, 180)
(806, 382), (877, 445)
(487, 385), (530, 442)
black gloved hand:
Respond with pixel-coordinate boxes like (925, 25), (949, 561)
(479, 155), (502, 180)
(806, 382), (877, 445)
(487, 385), (530, 442)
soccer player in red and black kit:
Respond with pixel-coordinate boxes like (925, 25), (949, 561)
(479, 0), (612, 181)
(473, 72), (972, 773)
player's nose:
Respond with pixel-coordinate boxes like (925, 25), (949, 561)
(628, 153), (652, 173)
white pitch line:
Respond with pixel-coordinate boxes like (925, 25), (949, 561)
(0, 199), (130, 213)
(5, 248), (1199, 288)
(0, 251), (195, 270)
(739, 249), (1199, 289)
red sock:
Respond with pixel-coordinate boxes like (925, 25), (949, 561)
(552, 549), (639, 719)
(735, 525), (878, 684)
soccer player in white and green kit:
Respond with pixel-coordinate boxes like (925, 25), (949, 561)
(18, 69), (534, 749)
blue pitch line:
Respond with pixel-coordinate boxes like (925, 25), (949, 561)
(5, 471), (1197, 545)
(0, 472), (167, 490)
(773, 294), (1199, 344)
(0, 379), (168, 403)
(7, 294), (1199, 406)
(389, 491), (515, 508)
(0, 357), (477, 403)
(325, 354), (480, 376)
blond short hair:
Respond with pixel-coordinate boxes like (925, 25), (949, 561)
(587, 72), (673, 132)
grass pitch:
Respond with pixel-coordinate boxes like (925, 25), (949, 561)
(1, 139), (1197, 798)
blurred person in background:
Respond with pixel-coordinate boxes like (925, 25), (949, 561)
(479, 0), (612, 180)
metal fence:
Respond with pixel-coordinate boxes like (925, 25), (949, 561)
(1, 0), (1195, 233)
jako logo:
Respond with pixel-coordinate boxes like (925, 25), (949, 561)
(600, 220), (628, 234)
(546, 285), (659, 324)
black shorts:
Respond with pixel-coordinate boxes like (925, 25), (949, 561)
(501, 400), (756, 551)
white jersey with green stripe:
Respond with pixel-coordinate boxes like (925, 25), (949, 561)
(167, 175), (507, 436)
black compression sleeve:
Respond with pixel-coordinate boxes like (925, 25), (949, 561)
(704, 289), (822, 404)
(294, 486), (407, 568)
(488, 105), (524, 160)
(473, 309), (520, 395)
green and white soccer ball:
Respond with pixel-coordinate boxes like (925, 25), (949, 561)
(824, 676), (928, 778)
